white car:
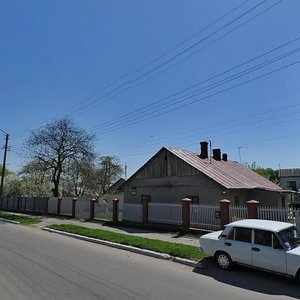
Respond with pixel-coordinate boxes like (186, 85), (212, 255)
(199, 219), (300, 280)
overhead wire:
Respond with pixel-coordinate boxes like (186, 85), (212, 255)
(91, 44), (300, 134)
(90, 32), (298, 132)
(67, 0), (271, 118)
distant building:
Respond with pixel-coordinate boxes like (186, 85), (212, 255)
(122, 142), (290, 207)
(279, 169), (300, 205)
(279, 169), (300, 191)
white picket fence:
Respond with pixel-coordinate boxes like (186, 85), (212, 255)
(230, 206), (248, 222)
(258, 206), (300, 230)
(123, 204), (143, 223)
(149, 203), (182, 225)
(190, 204), (220, 230)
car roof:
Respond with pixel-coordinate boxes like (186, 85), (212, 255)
(226, 219), (294, 232)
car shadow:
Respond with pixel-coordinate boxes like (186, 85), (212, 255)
(193, 258), (300, 298)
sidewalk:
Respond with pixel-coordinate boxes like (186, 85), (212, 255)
(33, 215), (199, 246)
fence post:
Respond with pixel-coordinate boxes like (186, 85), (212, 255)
(72, 198), (77, 218)
(57, 197), (62, 215)
(247, 200), (259, 219)
(182, 197), (192, 230)
(90, 198), (97, 220)
(142, 196), (150, 224)
(113, 198), (119, 224)
(220, 199), (231, 229)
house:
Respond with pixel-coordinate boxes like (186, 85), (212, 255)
(279, 169), (300, 192)
(279, 169), (300, 205)
(122, 142), (290, 207)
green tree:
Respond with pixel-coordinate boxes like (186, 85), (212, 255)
(247, 161), (279, 184)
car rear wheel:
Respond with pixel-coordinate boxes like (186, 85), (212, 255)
(215, 252), (233, 270)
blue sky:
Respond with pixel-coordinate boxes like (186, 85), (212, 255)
(1, 0), (300, 177)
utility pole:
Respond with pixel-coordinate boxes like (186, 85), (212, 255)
(0, 131), (9, 204)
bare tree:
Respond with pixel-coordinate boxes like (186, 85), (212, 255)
(23, 118), (95, 197)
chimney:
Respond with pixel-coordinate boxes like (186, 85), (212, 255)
(212, 148), (221, 161)
(200, 141), (208, 159)
(222, 153), (228, 162)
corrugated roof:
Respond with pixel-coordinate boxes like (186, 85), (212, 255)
(166, 147), (282, 191)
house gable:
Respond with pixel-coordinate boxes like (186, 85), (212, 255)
(133, 147), (201, 180)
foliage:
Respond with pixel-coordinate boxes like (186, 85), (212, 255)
(246, 161), (279, 184)
(3, 174), (52, 197)
(94, 156), (124, 196)
(49, 224), (205, 260)
(0, 164), (12, 177)
(22, 118), (96, 197)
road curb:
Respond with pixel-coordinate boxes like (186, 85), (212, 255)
(0, 218), (20, 224)
(43, 227), (199, 267)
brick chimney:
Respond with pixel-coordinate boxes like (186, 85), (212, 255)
(222, 153), (228, 161)
(212, 148), (221, 161)
(199, 141), (208, 159)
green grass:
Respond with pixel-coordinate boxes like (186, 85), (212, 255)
(49, 224), (205, 260)
(0, 211), (41, 226)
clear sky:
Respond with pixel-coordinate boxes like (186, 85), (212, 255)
(1, 0), (300, 177)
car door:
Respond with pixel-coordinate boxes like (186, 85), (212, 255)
(225, 227), (252, 265)
(251, 229), (287, 274)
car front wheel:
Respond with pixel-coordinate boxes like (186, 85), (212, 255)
(215, 252), (233, 270)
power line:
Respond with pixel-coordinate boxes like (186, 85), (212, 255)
(92, 46), (300, 134)
(90, 33), (298, 132)
(133, 0), (282, 88)
(65, 0), (271, 118)
(117, 111), (300, 157)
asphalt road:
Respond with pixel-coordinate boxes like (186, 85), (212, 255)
(0, 222), (299, 300)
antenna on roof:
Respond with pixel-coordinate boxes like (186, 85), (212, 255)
(209, 140), (212, 164)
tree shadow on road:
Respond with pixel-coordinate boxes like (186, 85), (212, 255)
(193, 258), (300, 298)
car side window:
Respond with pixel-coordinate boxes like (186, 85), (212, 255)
(273, 234), (284, 249)
(254, 230), (272, 247)
(227, 227), (252, 243)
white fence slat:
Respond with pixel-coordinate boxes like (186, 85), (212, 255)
(149, 203), (182, 225)
(230, 206), (247, 222)
(123, 204), (143, 223)
(190, 204), (220, 230)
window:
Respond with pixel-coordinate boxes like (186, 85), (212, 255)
(255, 230), (284, 249)
(287, 181), (297, 191)
(187, 196), (199, 204)
(254, 230), (272, 247)
(131, 187), (137, 196)
(227, 227), (252, 243)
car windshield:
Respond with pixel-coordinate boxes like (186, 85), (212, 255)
(278, 226), (300, 250)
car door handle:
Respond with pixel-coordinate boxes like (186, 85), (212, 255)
(252, 247), (260, 252)
(225, 242), (232, 246)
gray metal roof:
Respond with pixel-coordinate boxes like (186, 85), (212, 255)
(166, 147), (282, 191)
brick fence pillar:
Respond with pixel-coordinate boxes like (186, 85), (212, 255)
(247, 200), (259, 219)
(90, 198), (97, 220)
(57, 197), (62, 215)
(182, 198), (192, 230)
(72, 198), (77, 218)
(112, 198), (119, 224)
(220, 199), (231, 229)
(142, 196), (150, 224)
